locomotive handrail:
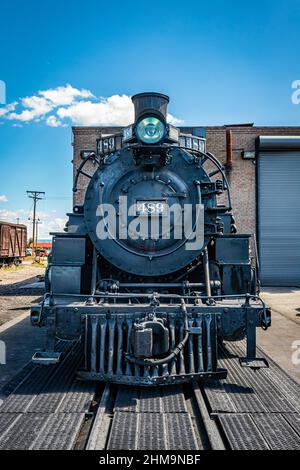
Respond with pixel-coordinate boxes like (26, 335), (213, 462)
(72, 146), (232, 212)
(176, 147), (232, 211)
(73, 152), (100, 193)
(251, 232), (261, 294)
(43, 290), (267, 305)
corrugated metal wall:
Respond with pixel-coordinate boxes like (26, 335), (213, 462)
(258, 151), (300, 286)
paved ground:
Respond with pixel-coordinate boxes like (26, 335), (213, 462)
(259, 287), (300, 383)
(0, 265), (45, 326)
(0, 265), (46, 393)
(0, 316), (46, 393)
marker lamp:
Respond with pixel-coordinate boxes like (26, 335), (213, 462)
(123, 125), (133, 142)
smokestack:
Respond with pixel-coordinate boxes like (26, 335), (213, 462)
(131, 92), (169, 122)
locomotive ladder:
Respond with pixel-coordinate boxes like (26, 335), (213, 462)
(0, 340), (299, 450)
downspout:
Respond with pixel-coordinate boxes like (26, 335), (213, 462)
(225, 128), (233, 181)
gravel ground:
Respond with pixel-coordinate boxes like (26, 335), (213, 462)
(0, 265), (45, 326)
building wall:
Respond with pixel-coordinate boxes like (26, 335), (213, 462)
(206, 126), (300, 235)
(72, 125), (300, 235)
(73, 127), (103, 207)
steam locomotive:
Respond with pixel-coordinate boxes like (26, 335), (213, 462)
(31, 92), (270, 385)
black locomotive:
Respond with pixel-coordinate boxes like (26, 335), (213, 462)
(31, 92), (270, 385)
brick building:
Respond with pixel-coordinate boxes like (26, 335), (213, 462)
(72, 125), (300, 286)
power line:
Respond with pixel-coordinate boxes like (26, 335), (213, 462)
(46, 196), (72, 199)
(26, 191), (45, 252)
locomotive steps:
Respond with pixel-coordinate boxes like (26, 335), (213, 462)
(0, 340), (299, 450)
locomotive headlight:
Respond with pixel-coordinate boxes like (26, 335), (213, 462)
(135, 116), (166, 144)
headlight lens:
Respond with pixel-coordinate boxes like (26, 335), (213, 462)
(136, 116), (165, 144)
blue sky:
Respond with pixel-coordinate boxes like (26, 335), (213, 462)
(0, 0), (299, 238)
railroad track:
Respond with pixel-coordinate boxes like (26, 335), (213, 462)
(85, 382), (224, 450)
(0, 340), (299, 450)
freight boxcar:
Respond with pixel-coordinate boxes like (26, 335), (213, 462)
(0, 221), (27, 267)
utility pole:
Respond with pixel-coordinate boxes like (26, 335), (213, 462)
(26, 191), (45, 253)
(35, 218), (41, 247)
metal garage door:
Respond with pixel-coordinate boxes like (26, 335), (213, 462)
(258, 150), (300, 286)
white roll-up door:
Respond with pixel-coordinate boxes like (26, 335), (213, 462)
(258, 150), (300, 286)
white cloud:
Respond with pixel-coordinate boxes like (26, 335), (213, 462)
(3, 85), (95, 124)
(0, 101), (17, 117)
(7, 102), (18, 111)
(40, 84), (93, 105)
(46, 115), (65, 127)
(30, 215), (67, 239)
(0, 85), (183, 127)
(57, 94), (134, 126)
(46, 217), (67, 234)
(0, 208), (67, 239)
(8, 95), (54, 122)
(9, 109), (44, 122)
(167, 113), (183, 126)
(0, 195), (8, 202)
(0, 209), (19, 219)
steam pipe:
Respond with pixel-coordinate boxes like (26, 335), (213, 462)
(202, 247), (211, 297)
(90, 247), (98, 296)
(112, 281), (221, 289)
(120, 282), (202, 288)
